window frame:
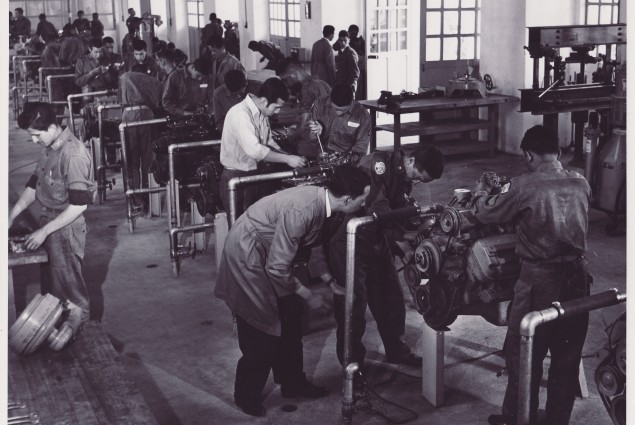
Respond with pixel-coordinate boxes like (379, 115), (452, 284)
(268, 0), (301, 39)
(187, 0), (205, 29)
(423, 0), (481, 63)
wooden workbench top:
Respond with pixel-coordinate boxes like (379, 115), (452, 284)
(359, 93), (519, 113)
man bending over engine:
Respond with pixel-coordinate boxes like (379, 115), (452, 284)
(325, 146), (444, 387)
(473, 125), (591, 425)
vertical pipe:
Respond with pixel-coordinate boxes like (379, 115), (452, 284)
(168, 145), (178, 230)
(47, 76), (53, 103)
(68, 94), (75, 134)
(38, 67), (43, 101)
(341, 362), (359, 425)
(97, 105), (105, 203)
(119, 122), (133, 232)
(228, 178), (238, 228)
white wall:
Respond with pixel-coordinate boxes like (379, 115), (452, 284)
(239, 0), (270, 70)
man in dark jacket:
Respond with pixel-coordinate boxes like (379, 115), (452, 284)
(36, 14), (57, 43)
(73, 10), (90, 33)
(90, 13), (104, 40)
(311, 25), (336, 86)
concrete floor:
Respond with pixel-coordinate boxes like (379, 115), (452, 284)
(8, 116), (626, 425)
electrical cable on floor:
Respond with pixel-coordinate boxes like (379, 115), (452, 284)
(359, 371), (419, 424)
(444, 349), (503, 370)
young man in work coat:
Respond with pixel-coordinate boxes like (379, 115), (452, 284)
(214, 165), (371, 417)
(9, 102), (96, 348)
(477, 126), (592, 425)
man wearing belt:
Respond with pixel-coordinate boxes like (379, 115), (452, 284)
(219, 78), (306, 220)
(471, 126), (592, 425)
(215, 165), (371, 417)
(304, 84), (370, 162)
(10, 102), (96, 346)
(119, 66), (163, 215)
(326, 146), (444, 378)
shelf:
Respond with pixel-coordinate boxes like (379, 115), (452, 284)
(375, 117), (490, 137)
(376, 138), (493, 157)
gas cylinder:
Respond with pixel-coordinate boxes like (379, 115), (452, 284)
(594, 128), (626, 212)
(583, 112), (601, 184)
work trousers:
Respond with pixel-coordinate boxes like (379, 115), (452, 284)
(40, 213), (90, 323)
(219, 168), (273, 225)
(122, 108), (154, 207)
(502, 258), (591, 425)
(234, 294), (305, 405)
(329, 217), (411, 366)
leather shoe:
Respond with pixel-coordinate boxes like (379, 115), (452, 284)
(281, 380), (329, 399)
(235, 399), (266, 417)
(385, 352), (423, 367)
(488, 414), (514, 425)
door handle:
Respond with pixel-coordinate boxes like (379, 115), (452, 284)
(368, 55), (378, 59)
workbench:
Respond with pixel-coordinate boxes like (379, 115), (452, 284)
(8, 248), (48, 328)
(8, 321), (158, 425)
(358, 94), (519, 155)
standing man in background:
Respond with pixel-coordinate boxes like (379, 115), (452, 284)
(35, 14), (57, 43)
(201, 12), (223, 57)
(12, 8), (31, 39)
(213, 69), (248, 134)
(311, 25), (337, 86)
(348, 24), (366, 100)
(207, 34), (245, 92)
(72, 10), (90, 33)
(90, 13), (104, 40)
(334, 30), (360, 93)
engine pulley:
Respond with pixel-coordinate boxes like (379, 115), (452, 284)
(414, 239), (442, 277)
(609, 394), (626, 425)
(9, 294), (65, 355)
(595, 364), (624, 396)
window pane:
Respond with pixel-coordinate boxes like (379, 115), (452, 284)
(379, 32), (388, 52)
(460, 36), (474, 59)
(390, 0), (397, 6)
(371, 11), (378, 30)
(270, 21), (275, 34)
(389, 10), (397, 29)
(398, 0), (407, 5)
(476, 35), (480, 58)
(399, 30), (407, 50)
(443, 36), (458, 60)
(295, 22), (301, 38)
(398, 9), (407, 27)
(587, 5), (599, 23)
(477, 10), (481, 33)
(370, 33), (378, 53)
(45, 1), (64, 15)
(294, 4), (300, 20)
(26, 1), (44, 15)
(97, 0), (114, 13)
(79, 0), (95, 14)
(379, 0), (388, 6)
(199, 15), (206, 28)
(379, 10), (387, 29)
(443, 11), (459, 34)
(188, 3), (197, 14)
(612, 6), (618, 23)
(428, 0), (441, 7)
(269, 4), (274, 18)
(600, 0), (613, 3)
(390, 31), (397, 51)
(462, 0), (476, 7)
(188, 15), (197, 27)
(427, 11), (441, 35)
(426, 38), (441, 61)
(599, 5), (612, 23)
(461, 11), (475, 34)
(445, 0), (459, 8)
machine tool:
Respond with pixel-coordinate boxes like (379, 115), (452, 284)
(403, 174), (520, 330)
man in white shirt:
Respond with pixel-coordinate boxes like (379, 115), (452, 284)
(219, 78), (306, 219)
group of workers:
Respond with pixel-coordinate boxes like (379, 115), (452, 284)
(8, 11), (592, 425)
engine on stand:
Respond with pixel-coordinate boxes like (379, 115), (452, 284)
(403, 175), (521, 331)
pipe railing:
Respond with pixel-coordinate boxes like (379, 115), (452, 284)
(341, 205), (427, 423)
(96, 104), (123, 203)
(119, 118), (169, 233)
(227, 165), (332, 227)
(46, 74), (75, 118)
(517, 288), (626, 425)
(21, 59), (41, 98)
(38, 67), (74, 101)
(67, 90), (113, 136)
(11, 55), (39, 86)
(341, 362), (359, 425)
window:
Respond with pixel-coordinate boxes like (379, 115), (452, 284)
(9, 0), (116, 31)
(369, 0), (409, 54)
(585, 0), (621, 60)
(424, 0), (480, 61)
(187, 0), (205, 28)
(585, 0), (620, 25)
(269, 0), (301, 38)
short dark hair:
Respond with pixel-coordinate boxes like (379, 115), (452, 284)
(173, 49), (188, 66)
(348, 24), (359, 33)
(207, 34), (224, 49)
(258, 78), (289, 105)
(89, 39), (103, 49)
(128, 8), (134, 13)
(224, 70), (247, 92)
(92, 13), (99, 18)
(102, 36), (114, 44)
(520, 125), (560, 155)
(15, 8), (23, 14)
(210, 13), (217, 20)
(39, 13), (46, 20)
(330, 84), (354, 107)
(78, 10), (84, 16)
(167, 42), (176, 50)
(156, 48), (175, 63)
(18, 102), (58, 130)
(323, 25), (335, 37)
(132, 39), (147, 51)
(326, 164), (371, 199)
(247, 40), (259, 51)
(412, 146), (444, 179)
(193, 57), (212, 76)
(275, 57), (300, 76)
(339, 30), (349, 38)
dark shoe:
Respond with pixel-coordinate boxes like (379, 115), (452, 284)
(385, 352), (423, 367)
(281, 380), (329, 399)
(488, 414), (514, 425)
(234, 399), (266, 417)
